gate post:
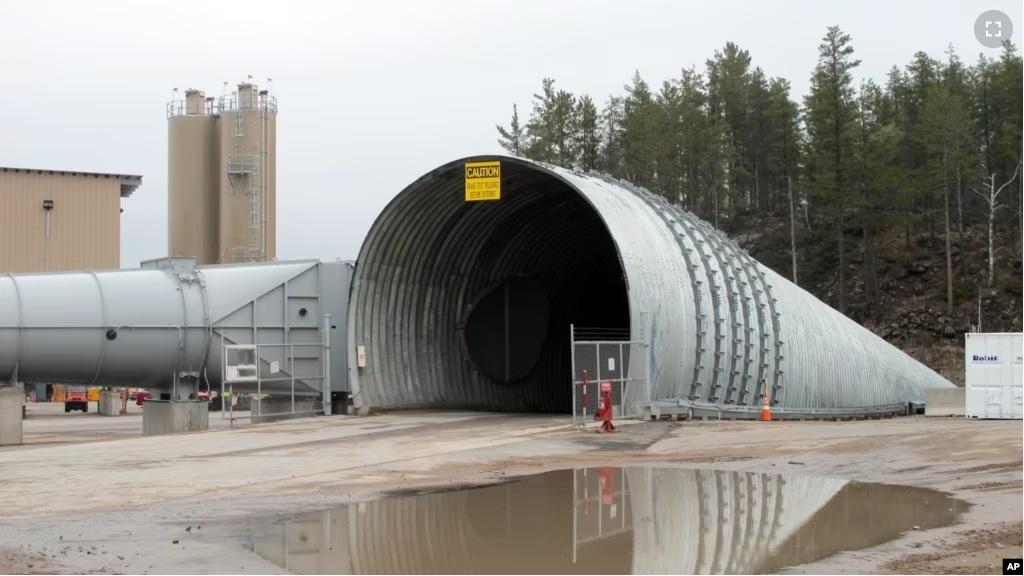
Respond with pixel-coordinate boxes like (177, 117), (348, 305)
(570, 323), (576, 427)
(323, 313), (332, 416)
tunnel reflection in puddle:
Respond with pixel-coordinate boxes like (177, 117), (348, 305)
(242, 467), (966, 575)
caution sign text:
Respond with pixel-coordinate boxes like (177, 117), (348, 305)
(465, 161), (501, 202)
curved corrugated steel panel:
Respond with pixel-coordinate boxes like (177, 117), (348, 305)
(348, 155), (954, 414)
(626, 468), (848, 574)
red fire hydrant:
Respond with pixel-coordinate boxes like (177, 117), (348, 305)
(593, 381), (618, 433)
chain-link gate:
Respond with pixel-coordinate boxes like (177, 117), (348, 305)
(571, 324), (647, 429)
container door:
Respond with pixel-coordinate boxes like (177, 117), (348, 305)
(1011, 335), (1024, 419)
(985, 384), (1002, 418)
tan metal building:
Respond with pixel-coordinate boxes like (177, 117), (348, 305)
(167, 81), (277, 265)
(0, 167), (143, 273)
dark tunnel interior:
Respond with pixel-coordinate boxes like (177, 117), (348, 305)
(352, 158), (631, 413)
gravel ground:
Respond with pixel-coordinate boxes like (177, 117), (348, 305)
(0, 412), (1020, 575)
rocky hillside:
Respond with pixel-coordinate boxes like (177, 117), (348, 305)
(736, 217), (1022, 386)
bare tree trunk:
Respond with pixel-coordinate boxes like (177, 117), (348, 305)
(943, 153), (953, 314)
(928, 195), (935, 240)
(971, 162), (1020, 289)
(977, 286), (983, 332)
(754, 162), (760, 213)
(868, 228), (879, 319)
(954, 138), (964, 235)
(838, 206), (846, 314)
(713, 183), (719, 230)
(788, 175), (798, 285)
(1017, 184), (1023, 264)
(987, 195), (995, 287)
(863, 222), (873, 320)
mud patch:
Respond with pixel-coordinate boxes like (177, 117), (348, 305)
(955, 480), (1023, 492)
(880, 522), (1023, 575)
(948, 460), (1023, 475)
(0, 547), (75, 575)
(669, 455), (756, 464)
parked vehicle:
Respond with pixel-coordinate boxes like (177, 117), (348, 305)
(135, 391), (151, 406)
(65, 385), (89, 413)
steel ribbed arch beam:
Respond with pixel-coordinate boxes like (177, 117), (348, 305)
(347, 155), (954, 416)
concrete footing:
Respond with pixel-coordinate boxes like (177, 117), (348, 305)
(142, 400), (209, 436)
(925, 387), (965, 417)
(0, 387), (24, 446)
(98, 391), (122, 416)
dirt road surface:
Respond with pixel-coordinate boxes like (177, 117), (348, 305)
(0, 412), (1020, 575)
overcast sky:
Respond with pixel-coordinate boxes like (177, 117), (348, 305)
(0, 0), (1019, 269)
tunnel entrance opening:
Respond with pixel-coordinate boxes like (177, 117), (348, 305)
(350, 158), (630, 414)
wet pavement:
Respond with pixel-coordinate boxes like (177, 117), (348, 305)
(225, 466), (968, 575)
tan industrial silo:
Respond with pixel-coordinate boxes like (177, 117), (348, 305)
(217, 82), (277, 263)
(167, 89), (219, 265)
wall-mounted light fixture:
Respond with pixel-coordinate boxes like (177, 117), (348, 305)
(43, 200), (54, 271)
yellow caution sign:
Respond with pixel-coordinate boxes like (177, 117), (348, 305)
(465, 161), (501, 202)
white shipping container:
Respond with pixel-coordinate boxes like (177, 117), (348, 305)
(964, 332), (1023, 419)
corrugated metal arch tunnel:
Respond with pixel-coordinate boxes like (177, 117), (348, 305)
(347, 155), (954, 414)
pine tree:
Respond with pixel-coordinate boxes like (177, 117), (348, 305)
(852, 80), (901, 318)
(905, 51), (942, 237)
(598, 96), (624, 175)
(549, 89), (579, 167)
(620, 70), (659, 188)
(495, 104), (527, 157)
(575, 95), (600, 172)
(764, 77), (802, 213)
(885, 65), (915, 245)
(675, 67), (711, 213)
(489, 29), (1022, 331)
(524, 78), (558, 162)
(940, 44), (972, 234)
(802, 25), (862, 313)
(654, 80), (683, 201)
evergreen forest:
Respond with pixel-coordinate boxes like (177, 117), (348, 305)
(495, 27), (1023, 380)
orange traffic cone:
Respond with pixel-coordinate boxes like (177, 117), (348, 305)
(759, 395), (772, 421)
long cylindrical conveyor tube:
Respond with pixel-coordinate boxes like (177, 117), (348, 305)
(0, 267), (212, 388)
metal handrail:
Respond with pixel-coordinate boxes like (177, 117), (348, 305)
(216, 94), (278, 114)
(166, 95), (278, 119)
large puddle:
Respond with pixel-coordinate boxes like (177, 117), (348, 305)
(238, 466), (967, 574)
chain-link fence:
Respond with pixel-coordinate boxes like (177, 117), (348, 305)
(219, 342), (327, 427)
(572, 466), (631, 562)
(571, 326), (646, 429)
